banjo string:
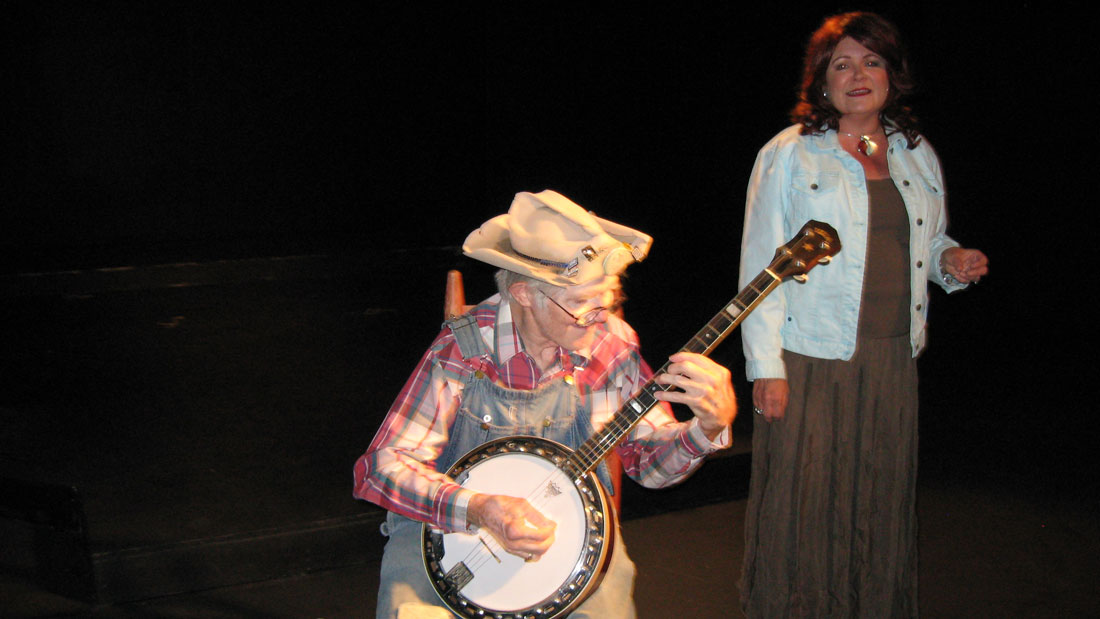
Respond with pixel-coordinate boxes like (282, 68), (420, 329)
(460, 462), (576, 572)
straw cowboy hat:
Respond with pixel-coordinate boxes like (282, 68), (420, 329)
(463, 190), (653, 286)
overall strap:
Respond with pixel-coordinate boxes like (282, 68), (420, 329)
(446, 313), (490, 361)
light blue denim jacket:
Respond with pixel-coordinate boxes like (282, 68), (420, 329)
(738, 124), (967, 380)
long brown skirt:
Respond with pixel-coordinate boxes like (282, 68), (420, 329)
(739, 336), (919, 618)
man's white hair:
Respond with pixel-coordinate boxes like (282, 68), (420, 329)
(494, 269), (560, 307)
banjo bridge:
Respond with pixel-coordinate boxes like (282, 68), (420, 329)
(544, 480), (563, 498)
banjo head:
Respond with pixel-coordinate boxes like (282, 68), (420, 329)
(422, 436), (614, 618)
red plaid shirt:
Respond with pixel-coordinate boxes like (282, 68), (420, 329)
(353, 295), (725, 531)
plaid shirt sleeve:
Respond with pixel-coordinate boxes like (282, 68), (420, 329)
(352, 329), (478, 532)
(617, 355), (730, 488)
(598, 317), (731, 488)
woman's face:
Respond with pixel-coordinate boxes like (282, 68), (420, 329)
(824, 36), (890, 121)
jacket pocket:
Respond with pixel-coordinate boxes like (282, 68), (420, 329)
(790, 170), (841, 221)
(919, 174), (945, 209)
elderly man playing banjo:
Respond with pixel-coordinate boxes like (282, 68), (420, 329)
(354, 190), (736, 618)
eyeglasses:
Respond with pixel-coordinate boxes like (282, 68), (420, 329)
(540, 289), (623, 327)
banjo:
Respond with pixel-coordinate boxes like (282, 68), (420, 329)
(422, 220), (841, 618)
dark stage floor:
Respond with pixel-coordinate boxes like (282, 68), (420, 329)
(2, 254), (1097, 618)
(5, 476), (1098, 618)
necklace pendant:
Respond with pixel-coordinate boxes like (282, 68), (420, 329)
(858, 135), (878, 157)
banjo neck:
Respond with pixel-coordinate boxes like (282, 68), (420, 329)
(564, 219), (841, 479)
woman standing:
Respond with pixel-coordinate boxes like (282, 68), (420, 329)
(737, 12), (988, 617)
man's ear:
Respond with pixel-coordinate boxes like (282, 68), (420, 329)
(509, 281), (537, 308)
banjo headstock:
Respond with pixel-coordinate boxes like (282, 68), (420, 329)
(767, 220), (842, 283)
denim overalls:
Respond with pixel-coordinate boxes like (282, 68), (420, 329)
(375, 314), (636, 618)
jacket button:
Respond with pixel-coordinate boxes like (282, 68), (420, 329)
(915, 304), (922, 311)
(916, 261), (923, 268)
(543, 418), (553, 428)
(916, 218), (923, 225)
(902, 180), (911, 187)
(810, 183), (819, 190)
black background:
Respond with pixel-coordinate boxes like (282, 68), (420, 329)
(2, 2), (1090, 499)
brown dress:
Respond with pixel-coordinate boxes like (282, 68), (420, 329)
(740, 179), (919, 618)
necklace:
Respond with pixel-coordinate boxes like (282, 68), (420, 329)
(841, 130), (881, 157)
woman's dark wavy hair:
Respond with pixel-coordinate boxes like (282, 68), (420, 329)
(791, 11), (921, 148)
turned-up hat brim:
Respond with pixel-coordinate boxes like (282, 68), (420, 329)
(462, 190), (652, 286)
